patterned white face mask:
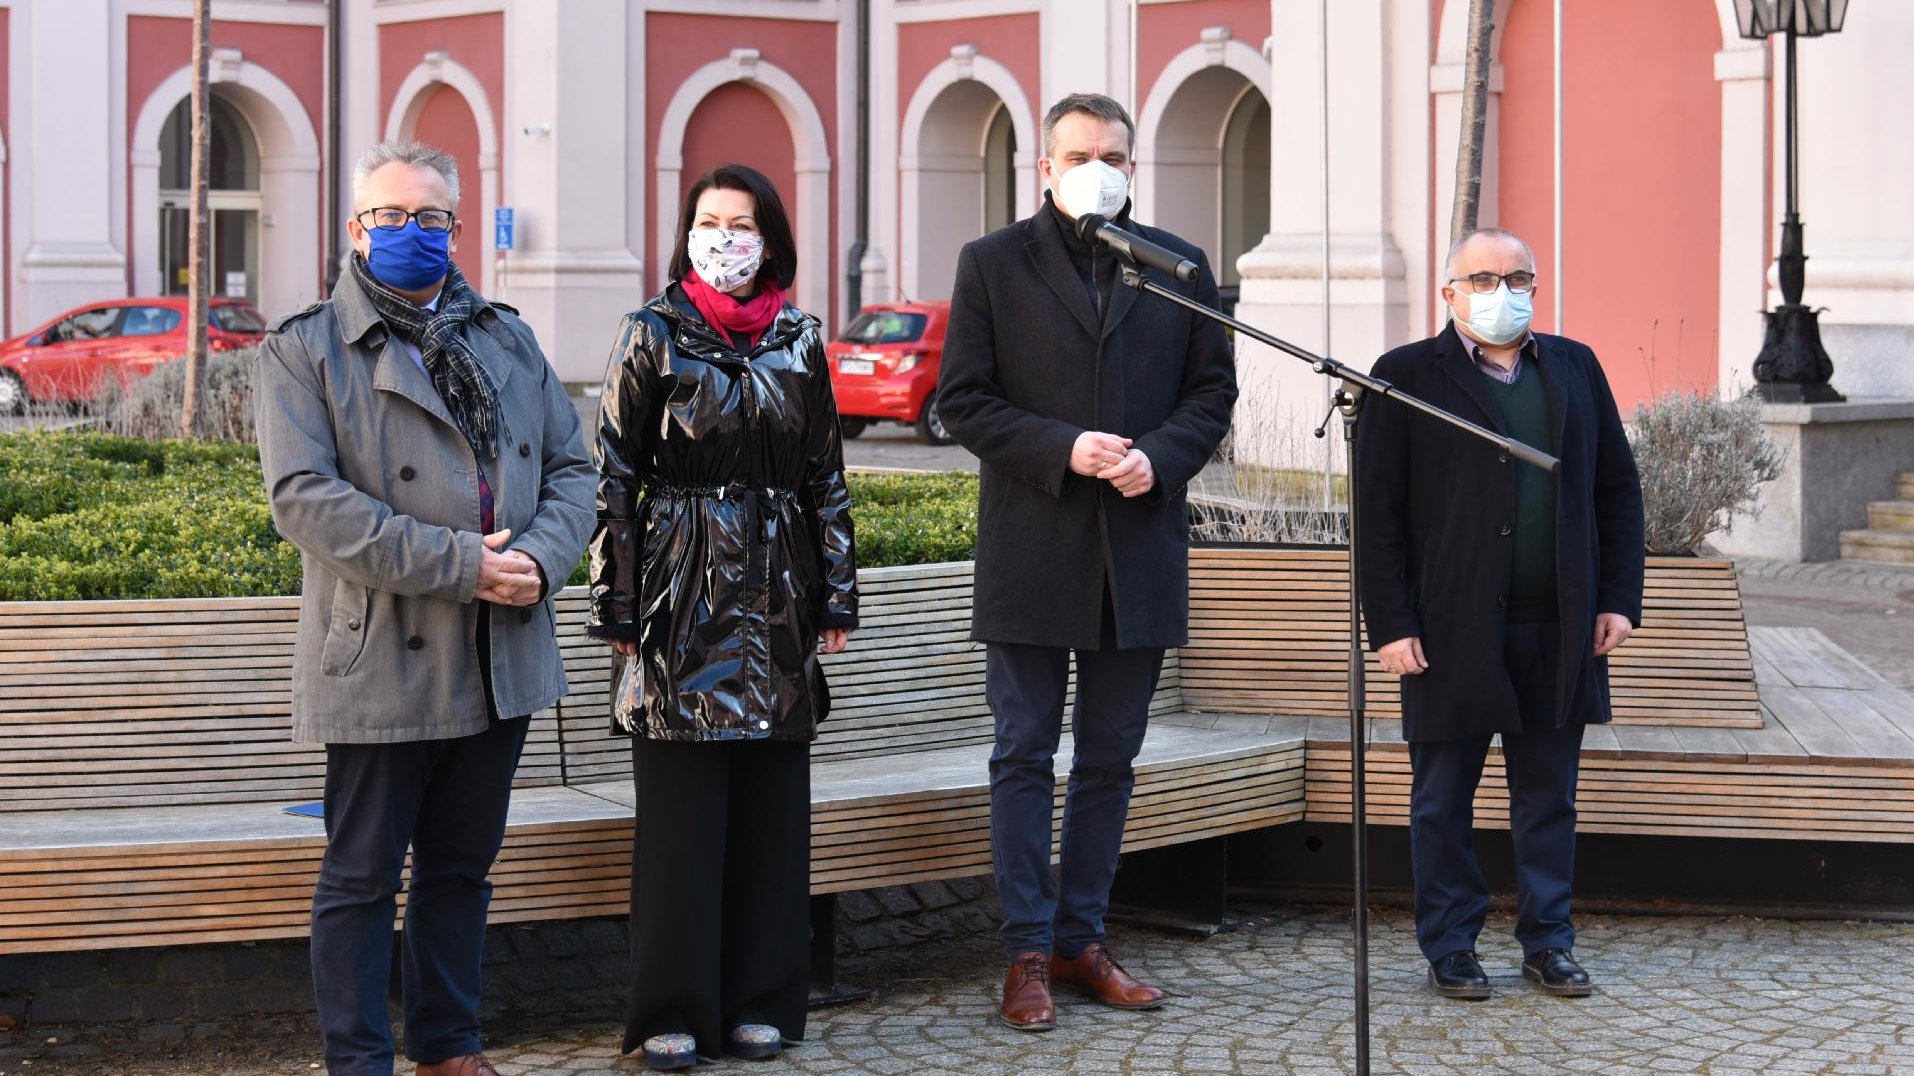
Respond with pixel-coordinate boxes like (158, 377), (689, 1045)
(686, 227), (765, 293)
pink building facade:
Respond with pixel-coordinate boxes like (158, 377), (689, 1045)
(3, 0), (1910, 409)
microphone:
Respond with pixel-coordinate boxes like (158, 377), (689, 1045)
(1075, 214), (1200, 282)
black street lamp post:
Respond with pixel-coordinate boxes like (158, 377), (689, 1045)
(1734, 0), (1850, 403)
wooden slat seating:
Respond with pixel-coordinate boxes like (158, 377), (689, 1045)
(6, 544), (1905, 959)
(1296, 625), (1914, 843)
(1180, 547), (1760, 729)
(0, 563), (1305, 955)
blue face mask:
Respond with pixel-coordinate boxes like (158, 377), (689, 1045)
(365, 221), (452, 292)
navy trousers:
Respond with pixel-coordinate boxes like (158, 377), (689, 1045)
(309, 623), (528, 1075)
(987, 614), (1164, 958)
(1407, 620), (1584, 964)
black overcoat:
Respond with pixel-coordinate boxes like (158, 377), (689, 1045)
(1354, 325), (1645, 743)
(937, 205), (1237, 650)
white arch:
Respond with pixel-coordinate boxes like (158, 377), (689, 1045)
(655, 51), (833, 321)
(1133, 33), (1272, 260)
(130, 53), (322, 320)
(897, 47), (1039, 301)
(385, 51), (503, 294)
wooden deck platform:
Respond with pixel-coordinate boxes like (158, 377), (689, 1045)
(1187, 626), (1914, 843)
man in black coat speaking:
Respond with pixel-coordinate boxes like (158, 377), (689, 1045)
(937, 93), (1237, 1032)
(1355, 227), (1644, 1001)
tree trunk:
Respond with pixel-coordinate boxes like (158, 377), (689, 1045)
(1449, 0), (1495, 245)
(180, 0), (212, 439)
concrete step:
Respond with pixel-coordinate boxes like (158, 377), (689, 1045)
(1839, 528), (1914, 565)
(1865, 500), (1914, 533)
(1899, 472), (1914, 501)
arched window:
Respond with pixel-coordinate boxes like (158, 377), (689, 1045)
(157, 95), (262, 302)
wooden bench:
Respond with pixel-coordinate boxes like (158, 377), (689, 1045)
(1300, 626), (1914, 842)
(0, 562), (1307, 960)
(1172, 548), (1913, 844)
(1180, 547), (1762, 728)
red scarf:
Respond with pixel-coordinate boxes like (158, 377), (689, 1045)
(680, 275), (786, 349)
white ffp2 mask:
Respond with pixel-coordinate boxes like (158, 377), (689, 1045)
(1053, 160), (1130, 220)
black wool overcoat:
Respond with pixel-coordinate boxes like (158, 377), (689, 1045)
(1354, 325), (1645, 743)
(936, 206), (1237, 650)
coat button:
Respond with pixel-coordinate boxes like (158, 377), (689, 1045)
(347, 618), (362, 632)
(1496, 596), (1508, 608)
(399, 466), (416, 481)
(1499, 524), (1512, 536)
(519, 608), (533, 623)
(519, 442), (532, 457)
(406, 635), (424, 650)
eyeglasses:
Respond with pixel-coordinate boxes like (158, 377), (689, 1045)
(356, 207), (456, 232)
(1449, 271), (1536, 294)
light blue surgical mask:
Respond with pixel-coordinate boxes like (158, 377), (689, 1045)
(1459, 281), (1533, 346)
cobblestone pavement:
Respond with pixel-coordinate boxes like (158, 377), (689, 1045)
(7, 904), (1911, 1076)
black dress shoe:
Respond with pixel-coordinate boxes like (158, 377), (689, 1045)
(1428, 950), (1491, 999)
(1522, 947), (1593, 997)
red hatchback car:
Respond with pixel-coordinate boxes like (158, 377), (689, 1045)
(826, 301), (953, 444)
(0, 297), (267, 414)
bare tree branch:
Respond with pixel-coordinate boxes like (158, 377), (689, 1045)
(1450, 0), (1495, 244)
(180, 0), (211, 439)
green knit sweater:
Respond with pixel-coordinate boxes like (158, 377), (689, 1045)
(1483, 364), (1558, 623)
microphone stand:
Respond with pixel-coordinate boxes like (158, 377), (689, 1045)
(1113, 261), (1558, 1076)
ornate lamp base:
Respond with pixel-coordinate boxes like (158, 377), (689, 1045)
(1754, 303), (1845, 404)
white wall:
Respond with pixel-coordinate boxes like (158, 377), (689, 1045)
(1782, 5), (1914, 398)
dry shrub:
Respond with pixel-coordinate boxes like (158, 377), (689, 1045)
(91, 349), (258, 444)
(1630, 389), (1784, 555)
(1191, 389), (1347, 546)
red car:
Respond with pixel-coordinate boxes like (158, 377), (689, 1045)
(0, 297), (267, 414)
(826, 301), (953, 445)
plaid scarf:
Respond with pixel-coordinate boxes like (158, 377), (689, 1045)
(350, 253), (498, 461)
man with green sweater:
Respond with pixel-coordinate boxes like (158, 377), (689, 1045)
(1355, 228), (1645, 1002)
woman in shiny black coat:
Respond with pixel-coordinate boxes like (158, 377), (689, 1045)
(587, 164), (857, 1069)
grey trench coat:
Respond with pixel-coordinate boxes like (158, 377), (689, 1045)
(256, 269), (596, 743)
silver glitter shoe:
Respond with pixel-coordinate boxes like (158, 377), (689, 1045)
(725, 1024), (783, 1061)
(641, 1032), (697, 1070)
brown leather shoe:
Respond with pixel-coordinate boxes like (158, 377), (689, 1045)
(415, 1055), (500, 1076)
(1051, 944), (1167, 1010)
(1000, 950), (1057, 1031)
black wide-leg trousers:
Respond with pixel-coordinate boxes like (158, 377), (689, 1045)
(623, 736), (811, 1059)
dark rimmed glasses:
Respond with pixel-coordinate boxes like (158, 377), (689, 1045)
(1449, 271), (1536, 294)
(356, 207), (457, 232)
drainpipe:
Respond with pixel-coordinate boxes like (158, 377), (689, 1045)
(326, 0), (344, 293)
(845, 0), (870, 321)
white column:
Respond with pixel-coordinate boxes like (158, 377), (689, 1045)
(865, 0), (900, 305)
(503, 0), (645, 384)
(1233, 0), (1408, 472)
(342, 0), (383, 285)
(1715, 43), (1771, 396)
(18, 1), (126, 325)
(1040, 0), (1116, 116)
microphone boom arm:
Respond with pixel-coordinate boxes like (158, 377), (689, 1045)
(1113, 263), (1559, 474)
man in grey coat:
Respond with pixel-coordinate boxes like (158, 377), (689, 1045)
(257, 141), (594, 1076)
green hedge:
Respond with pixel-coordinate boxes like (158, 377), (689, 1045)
(0, 433), (978, 601)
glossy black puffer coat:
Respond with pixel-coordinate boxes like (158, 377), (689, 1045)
(587, 286), (858, 742)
